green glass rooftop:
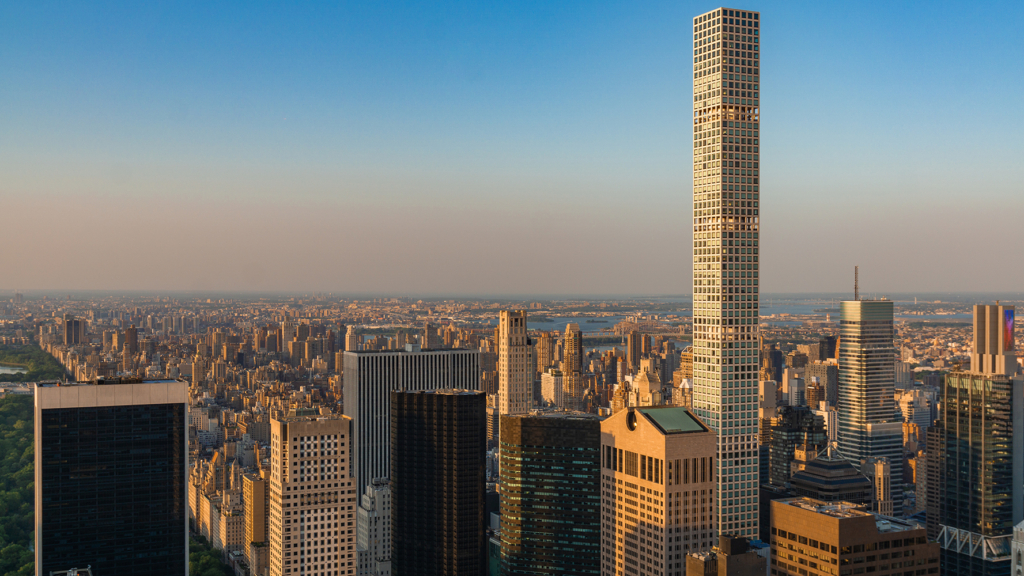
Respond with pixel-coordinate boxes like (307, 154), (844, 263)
(637, 407), (708, 434)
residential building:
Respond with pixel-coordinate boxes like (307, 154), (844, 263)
(35, 379), (188, 575)
(243, 473), (269, 576)
(498, 310), (532, 416)
(268, 412), (357, 576)
(601, 406), (718, 576)
(691, 7), (762, 538)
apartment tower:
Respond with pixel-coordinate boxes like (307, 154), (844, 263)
(601, 407), (718, 576)
(498, 310), (532, 416)
(35, 379), (189, 575)
(836, 300), (904, 515)
(691, 7), (762, 539)
(268, 412), (357, 576)
(563, 323), (585, 410)
(391, 390), (487, 576)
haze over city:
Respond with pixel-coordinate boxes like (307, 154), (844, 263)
(2, 0), (1022, 295)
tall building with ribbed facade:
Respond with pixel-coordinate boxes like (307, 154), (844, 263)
(391, 390), (487, 576)
(691, 6), (762, 540)
(343, 347), (480, 495)
(498, 310), (532, 415)
(836, 300), (903, 515)
(499, 412), (601, 575)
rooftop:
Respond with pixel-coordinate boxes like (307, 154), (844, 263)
(779, 497), (922, 532)
(36, 378), (180, 388)
(638, 407), (708, 434)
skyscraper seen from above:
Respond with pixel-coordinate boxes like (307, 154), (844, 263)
(691, 6), (762, 540)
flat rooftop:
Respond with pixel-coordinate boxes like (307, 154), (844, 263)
(36, 378), (179, 388)
(779, 497), (922, 532)
(638, 407), (708, 434)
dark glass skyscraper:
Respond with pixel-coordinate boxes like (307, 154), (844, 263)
(937, 305), (1023, 576)
(35, 379), (189, 575)
(391, 389), (486, 576)
(498, 412), (601, 575)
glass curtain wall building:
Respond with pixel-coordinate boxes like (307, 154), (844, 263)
(937, 304), (1024, 576)
(836, 300), (903, 515)
(35, 379), (189, 576)
(690, 6), (762, 540)
(498, 412), (601, 575)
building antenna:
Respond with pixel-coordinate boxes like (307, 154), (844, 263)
(854, 266), (859, 301)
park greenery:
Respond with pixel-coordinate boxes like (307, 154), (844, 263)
(189, 535), (234, 576)
(0, 345), (67, 383)
(0, 395), (35, 576)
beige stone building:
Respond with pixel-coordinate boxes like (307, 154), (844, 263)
(498, 310), (532, 415)
(601, 406), (718, 576)
(244, 472), (269, 575)
(770, 498), (938, 576)
(269, 412), (358, 576)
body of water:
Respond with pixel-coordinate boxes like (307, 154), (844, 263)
(0, 365), (27, 374)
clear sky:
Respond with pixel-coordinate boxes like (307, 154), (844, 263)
(2, 1), (1022, 296)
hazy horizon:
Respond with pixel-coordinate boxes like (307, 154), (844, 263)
(3, 1), (1022, 294)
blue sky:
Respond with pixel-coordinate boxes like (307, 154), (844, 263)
(2, 1), (1022, 295)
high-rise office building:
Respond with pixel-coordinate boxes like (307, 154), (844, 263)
(763, 406), (825, 487)
(836, 300), (904, 515)
(601, 407), (719, 576)
(936, 305), (1023, 576)
(536, 331), (555, 375)
(62, 313), (84, 346)
(691, 6), (762, 539)
(391, 390), (487, 576)
(35, 379), (189, 575)
(562, 323), (585, 410)
(499, 412), (602, 575)
(770, 497), (939, 576)
(268, 411), (357, 576)
(627, 330), (643, 374)
(498, 310), (532, 415)
(342, 347), (480, 495)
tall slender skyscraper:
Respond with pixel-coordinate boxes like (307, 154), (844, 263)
(691, 6), (762, 539)
(498, 310), (532, 415)
(836, 299), (904, 515)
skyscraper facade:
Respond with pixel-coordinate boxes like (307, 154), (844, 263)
(342, 347), (480, 495)
(498, 310), (532, 415)
(35, 379), (189, 575)
(391, 390), (487, 576)
(562, 323), (585, 410)
(600, 407), (718, 576)
(691, 6), (762, 540)
(836, 300), (904, 515)
(499, 412), (602, 575)
(937, 305), (1023, 576)
(268, 412), (357, 576)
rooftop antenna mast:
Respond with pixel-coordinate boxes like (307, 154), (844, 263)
(854, 266), (859, 301)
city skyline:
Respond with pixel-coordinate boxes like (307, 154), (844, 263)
(2, 1), (1023, 295)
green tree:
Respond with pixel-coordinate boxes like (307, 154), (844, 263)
(0, 395), (34, 576)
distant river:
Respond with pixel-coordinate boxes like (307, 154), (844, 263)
(0, 365), (27, 374)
